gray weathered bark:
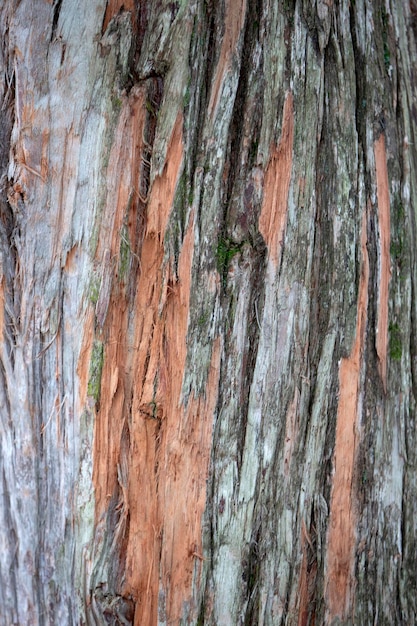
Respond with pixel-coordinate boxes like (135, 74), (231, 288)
(0, 0), (417, 624)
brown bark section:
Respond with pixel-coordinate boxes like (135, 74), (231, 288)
(325, 208), (369, 620)
(374, 134), (391, 392)
(77, 309), (96, 408)
(92, 86), (147, 520)
(258, 92), (294, 267)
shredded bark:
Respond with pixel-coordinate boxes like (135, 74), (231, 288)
(209, 0), (247, 116)
(325, 208), (369, 620)
(258, 92), (294, 267)
(374, 134), (391, 392)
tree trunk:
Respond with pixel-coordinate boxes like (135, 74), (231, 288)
(1, 0), (416, 624)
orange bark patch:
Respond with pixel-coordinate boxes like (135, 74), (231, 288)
(146, 114), (184, 240)
(374, 134), (391, 392)
(124, 205), (221, 624)
(325, 208), (369, 620)
(89, 96), (218, 624)
(95, 86), (146, 265)
(258, 92), (294, 266)
(86, 75), (218, 622)
(102, 0), (135, 33)
(92, 87), (147, 519)
(209, 0), (247, 116)
(158, 335), (221, 624)
(76, 307), (95, 409)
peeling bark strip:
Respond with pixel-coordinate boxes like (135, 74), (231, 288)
(209, 0), (247, 116)
(91, 108), (220, 623)
(374, 134), (391, 392)
(102, 0), (135, 33)
(258, 92), (294, 266)
(124, 207), (221, 624)
(325, 209), (369, 620)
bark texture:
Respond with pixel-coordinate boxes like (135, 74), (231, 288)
(0, 0), (417, 624)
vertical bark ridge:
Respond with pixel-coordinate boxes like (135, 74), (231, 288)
(374, 133), (391, 392)
(258, 92), (294, 268)
(208, 0), (247, 118)
(325, 208), (369, 621)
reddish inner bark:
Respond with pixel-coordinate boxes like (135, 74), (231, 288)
(325, 208), (369, 620)
(258, 92), (294, 266)
(86, 101), (221, 624)
(209, 0), (247, 116)
(374, 134), (391, 392)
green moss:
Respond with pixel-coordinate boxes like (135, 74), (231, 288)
(176, 170), (190, 214)
(197, 309), (210, 327)
(183, 83), (191, 109)
(89, 274), (101, 305)
(145, 99), (157, 117)
(169, 169), (192, 259)
(111, 94), (122, 111)
(87, 340), (104, 402)
(283, 0), (295, 26)
(380, 7), (391, 71)
(391, 196), (406, 272)
(196, 604), (205, 626)
(383, 43), (390, 69)
(389, 322), (402, 361)
(390, 238), (403, 260)
(249, 137), (259, 166)
(215, 237), (242, 286)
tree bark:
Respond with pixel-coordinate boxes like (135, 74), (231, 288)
(1, 0), (417, 624)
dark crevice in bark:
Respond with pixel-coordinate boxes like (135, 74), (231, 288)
(367, 206), (386, 394)
(411, 0), (417, 40)
(0, 44), (19, 367)
(308, 128), (333, 400)
(50, 0), (63, 42)
(168, 2), (217, 272)
(349, 4), (367, 164)
(134, 0), (149, 64)
(221, 0), (257, 218)
(242, 524), (261, 625)
(189, 1), (217, 175)
(299, 0), (322, 57)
